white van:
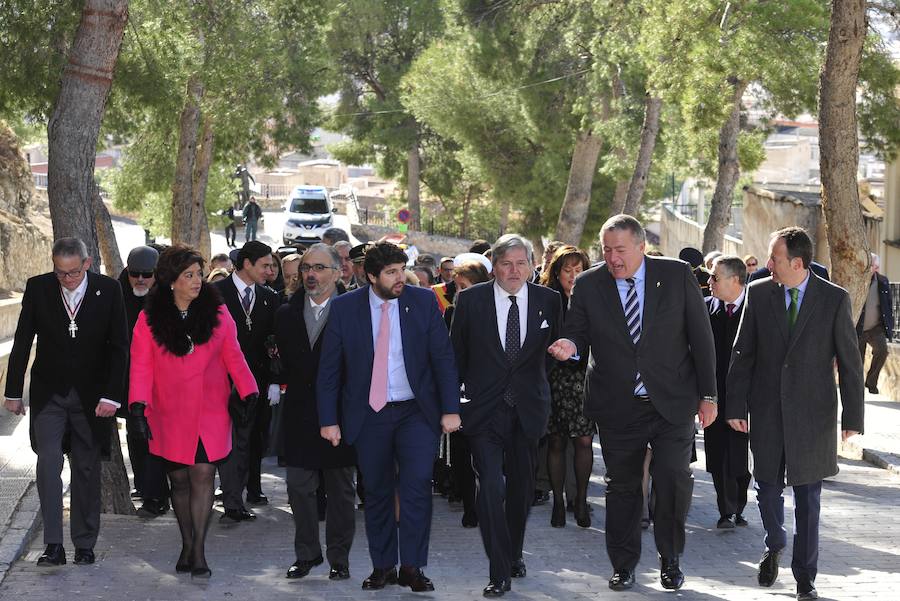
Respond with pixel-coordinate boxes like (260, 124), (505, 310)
(281, 185), (336, 245)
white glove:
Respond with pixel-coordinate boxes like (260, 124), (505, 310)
(268, 383), (281, 406)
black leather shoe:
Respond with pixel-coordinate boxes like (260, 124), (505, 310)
(717, 515), (736, 529)
(550, 502), (566, 528)
(608, 569), (635, 591)
(532, 489), (550, 506)
(176, 560), (192, 573)
(74, 548), (95, 565)
(246, 493), (268, 506)
(191, 566), (212, 579)
(362, 567), (398, 590)
(398, 566), (434, 592)
(37, 544), (66, 566)
(660, 556), (684, 590)
(238, 507), (257, 520)
(867, 385), (879, 394)
(574, 501), (591, 528)
(462, 511), (478, 528)
(735, 514), (749, 527)
(220, 508), (256, 523)
(510, 558), (526, 578)
(329, 564), (350, 580)
(758, 549), (781, 587)
(483, 579), (511, 597)
(797, 581), (819, 600)
(286, 555), (323, 579)
(137, 498), (169, 518)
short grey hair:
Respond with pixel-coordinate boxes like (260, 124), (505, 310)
(304, 242), (341, 269)
(600, 214), (645, 244)
(712, 255), (746, 282)
(491, 233), (534, 265)
(333, 240), (352, 252)
(52, 237), (89, 261)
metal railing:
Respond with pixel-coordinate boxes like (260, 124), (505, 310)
(891, 283), (900, 340)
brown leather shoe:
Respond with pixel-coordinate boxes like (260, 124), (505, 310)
(361, 567), (398, 590)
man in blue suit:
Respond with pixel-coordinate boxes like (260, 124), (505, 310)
(317, 242), (461, 592)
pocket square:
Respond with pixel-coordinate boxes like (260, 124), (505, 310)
(540, 320), (549, 329)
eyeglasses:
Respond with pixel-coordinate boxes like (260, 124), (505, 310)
(746, 262), (758, 268)
(53, 267), (85, 280)
(709, 274), (736, 282)
(299, 263), (336, 273)
(129, 271), (154, 279)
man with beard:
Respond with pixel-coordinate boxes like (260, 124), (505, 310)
(317, 242), (460, 592)
(275, 244), (356, 581)
(118, 246), (170, 517)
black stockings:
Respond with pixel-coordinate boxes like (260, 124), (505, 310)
(548, 434), (594, 510)
(168, 463), (216, 570)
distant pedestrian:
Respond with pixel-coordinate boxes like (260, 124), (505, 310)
(856, 252), (893, 394)
(223, 204), (237, 247)
(243, 197), (262, 242)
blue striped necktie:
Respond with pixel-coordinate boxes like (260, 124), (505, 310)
(625, 278), (644, 394)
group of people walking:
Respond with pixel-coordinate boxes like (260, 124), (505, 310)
(3, 214), (865, 601)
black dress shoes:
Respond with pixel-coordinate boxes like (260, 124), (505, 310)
(660, 556), (684, 590)
(362, 567), (398, 590)
(237, 507), (257, 520)
(735, 514), (749, 527)
(286, 555), (323, 579)
(797, 581), (819, 600)
(758, 549), (782, 587)
(510, 558), (526, 578)
(482, 579), (511, 597)
(398, 566), (434, 592)
(329, 564), (350, 580)
(37, 544), (66, 566)
(462, 511), (478, 528)
(574, 501), (591, 528)
(137, 498), (169, 518)
(717, 514), (736, 529)
(246, 493), (269, 506)
(550, 503), (566, 528)
(609, 569), (635, 591)
(74, 548), (95, 565)
(219, 508), (256, 523)
(532, 489), (550, 506)
(191, 566), (212, 579)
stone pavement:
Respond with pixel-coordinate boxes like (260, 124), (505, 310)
(1, 430), (900, 601)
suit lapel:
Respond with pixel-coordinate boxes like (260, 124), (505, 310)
(517, 283), (543, 360)
(398, 288), (414, 374)
(358, 289), (374, 367)
(787, 273), (821, 350)
(293, 293), (312, 354)
(597, 268), (632, 345)
(483, 284), (506, 359)
(770, 283), (790, 345)
(638, 259), (660, 347)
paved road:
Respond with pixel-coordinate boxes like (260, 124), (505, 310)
(1, 437), (898, 601)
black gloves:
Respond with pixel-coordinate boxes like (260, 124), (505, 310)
(129, 403), (152, 441)
(230, 392), (259, 426)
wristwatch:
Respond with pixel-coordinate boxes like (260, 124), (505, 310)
(701, 395), (718, 405)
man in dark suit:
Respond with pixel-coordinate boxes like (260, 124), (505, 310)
(548, 215), (717, 592)
(213, 240), (279, 522)
(450, 234), (561, 597)
(856, 252), (893, 394)
(705, 255), (751, 529)
(317, 242), (460, 592)
(726, 226), (864, 601)
(4, 238), (129, 566)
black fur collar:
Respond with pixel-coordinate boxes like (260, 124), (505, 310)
(144, 282), (222, 356)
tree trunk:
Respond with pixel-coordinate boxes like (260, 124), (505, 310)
(93, 189), (123, 277)
(101, 425), (136, 515)
(554, 129), (604, 245)
(610, 179), (629, 215)
(171, 75), (204, 247)
(499, 198), (510, 235)
(461, 184), (473, 239)
(47, 0), (128, 268)
(191, 117), (214, 258)
(819, 0), (870, 317)
(407, 141), (421, 231)
(623, 95), (662, 216)
(702, 79), (747, 254)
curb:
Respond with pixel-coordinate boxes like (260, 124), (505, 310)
(0, 481), (41, 586)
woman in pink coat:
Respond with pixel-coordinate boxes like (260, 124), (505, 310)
(128, 245), (258, 579)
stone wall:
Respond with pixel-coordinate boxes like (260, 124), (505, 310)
(351, 224), (473, 258)
(659, 204), (743, 257)
(741, 186), (828, 266)
(0, 123), (53, 291)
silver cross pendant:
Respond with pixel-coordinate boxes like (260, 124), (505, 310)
(246, 315), (253, 331)
(68, 319), (78, 339)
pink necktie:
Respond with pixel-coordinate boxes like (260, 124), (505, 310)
(368, 301), (391, 412)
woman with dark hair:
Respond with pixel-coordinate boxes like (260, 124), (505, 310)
(539, 245), (594, 528)
(128, 244), (258, 579)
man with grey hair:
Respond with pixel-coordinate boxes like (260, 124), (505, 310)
(4, 237), (129, 567)
(333, 240), (357, 289)
(322, 227), (350, 246)
(275, 242), (358, 581)
(451, 233), (562, 596)
(549, 215), (717, 592)
(856, 252), (893, 394)
(705, 255), (751, 530)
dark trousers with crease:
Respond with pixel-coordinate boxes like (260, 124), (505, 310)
(468, 404), (537, 583)
(33, 389), (101, 548)
(711, 469), (751, 518)
(354, 400), (438, 570)
(755, 456), (822, 586)
(220, 385), (270, 509)
(286, 465), (355, 566)
(597, 400), (694, 571)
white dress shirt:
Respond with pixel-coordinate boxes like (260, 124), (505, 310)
(309, 295), (330, 320)
(369, 288), (415, 403)
(232, 271), (256, 313)
(783, 270), (811, 310)
(614, 260), (647, 396)
(494, 281), (528, 351)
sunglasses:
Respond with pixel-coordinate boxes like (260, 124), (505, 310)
(129, 270), (154, 279)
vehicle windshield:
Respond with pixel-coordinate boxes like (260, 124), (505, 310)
(289, 196), (328, 214)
